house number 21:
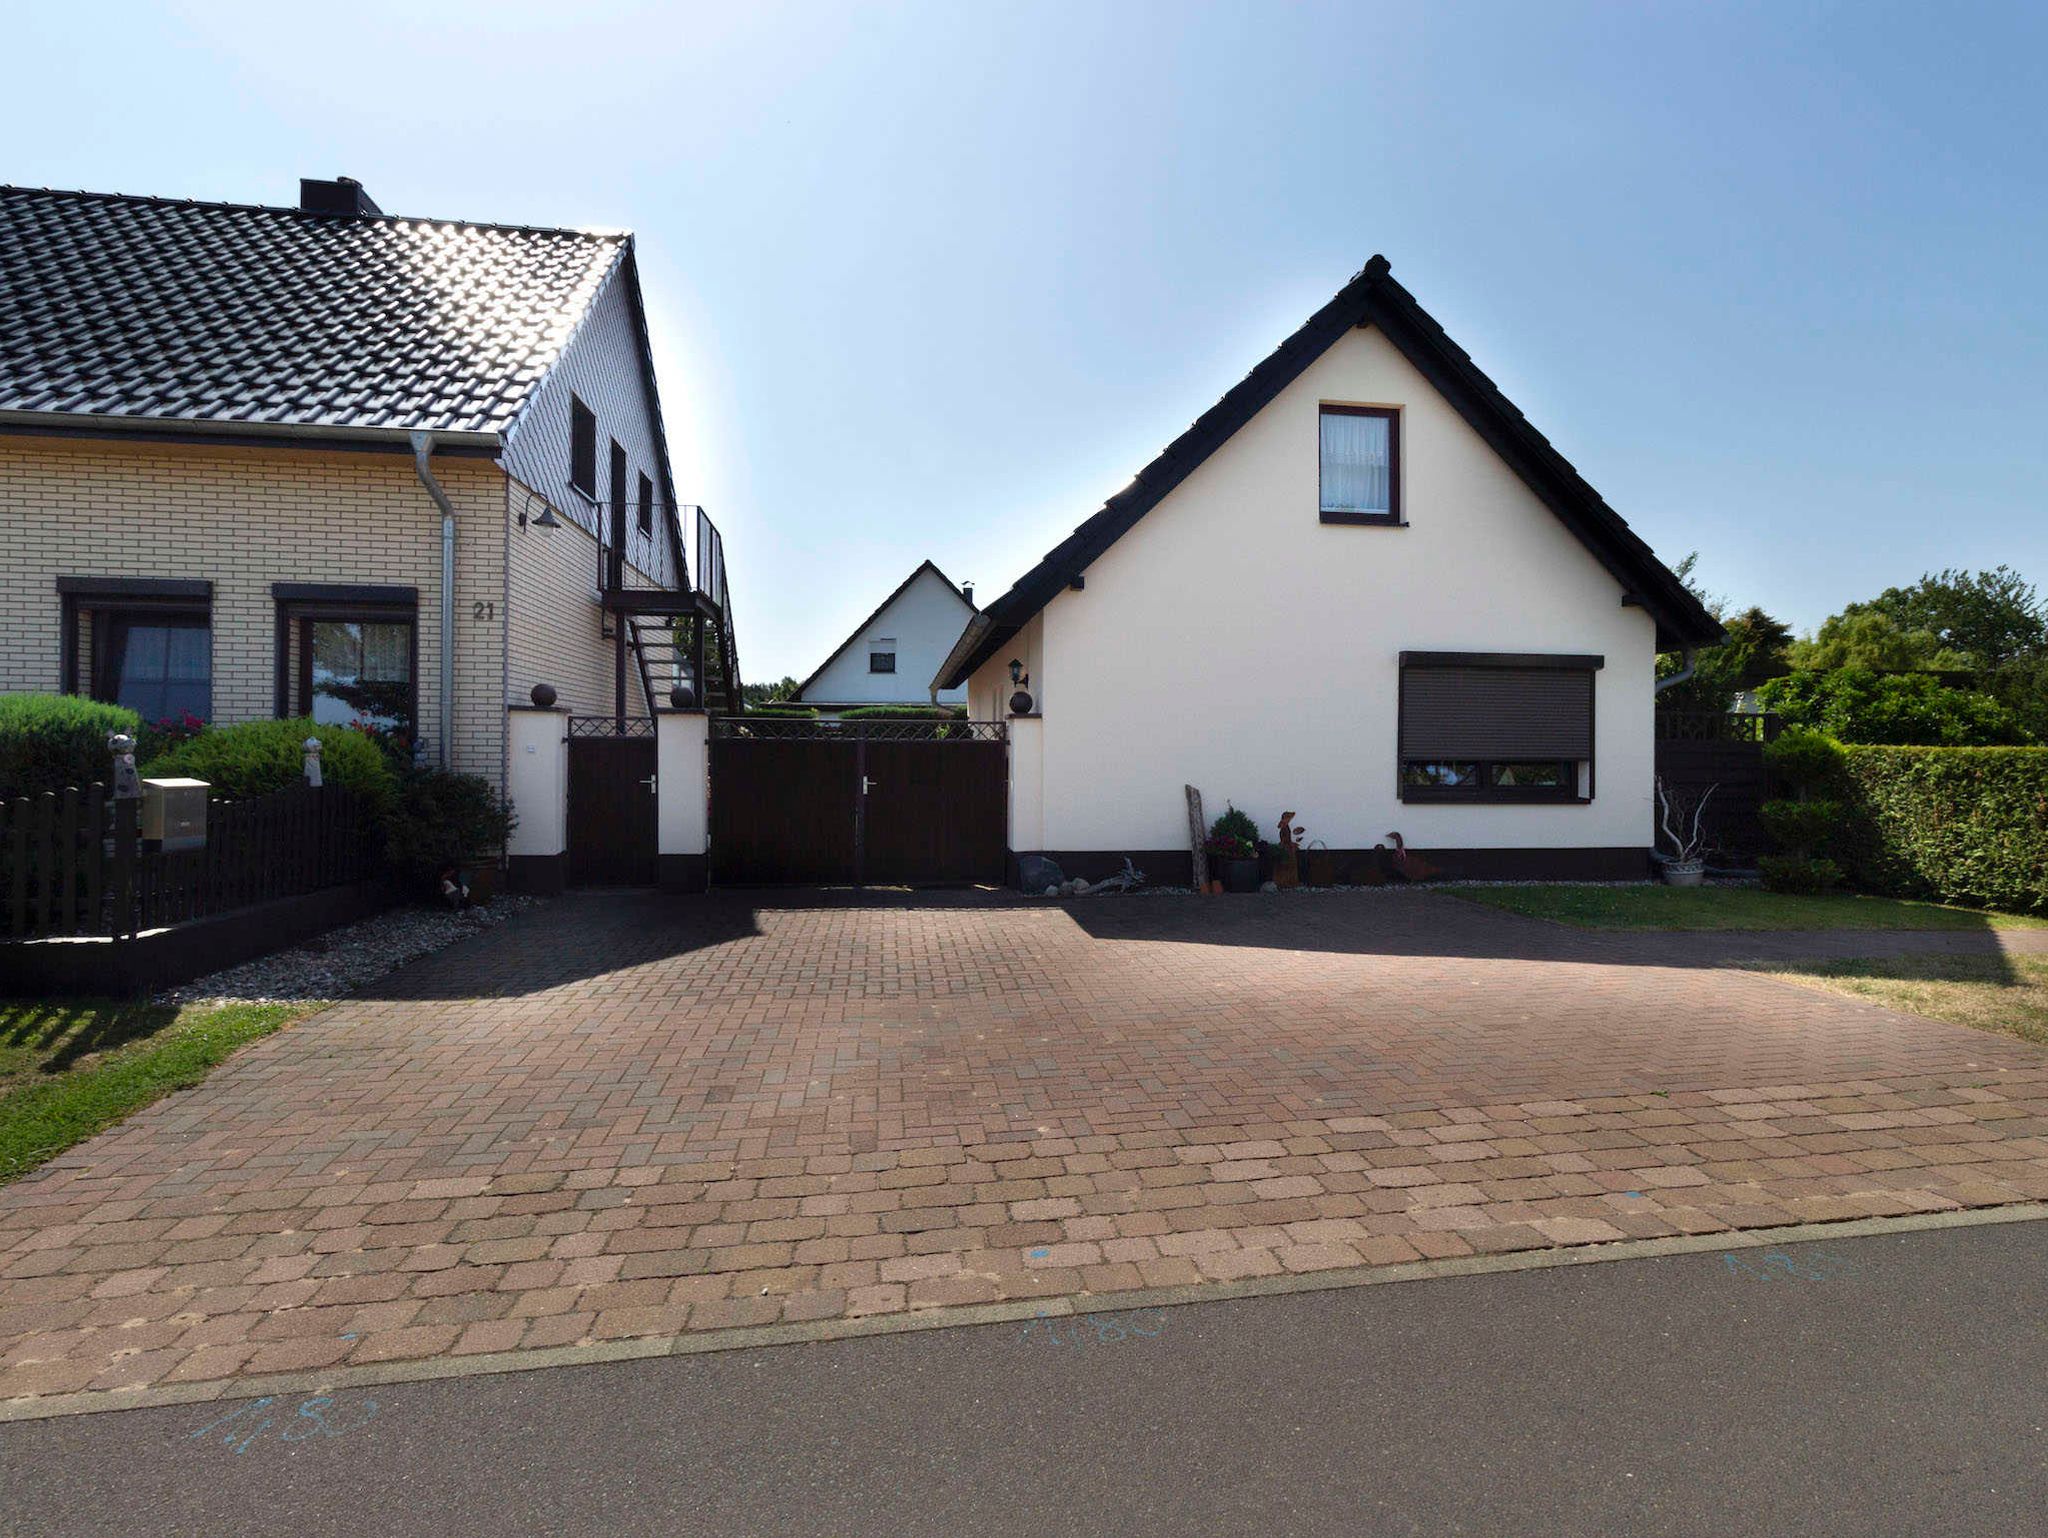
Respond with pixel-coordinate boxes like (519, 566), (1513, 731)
(473, 601), (496, 621)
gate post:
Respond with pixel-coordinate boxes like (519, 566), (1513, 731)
(1007, 712), (1043, 889)
(506, 699), (569, 893)
(656, 708), (709, 892)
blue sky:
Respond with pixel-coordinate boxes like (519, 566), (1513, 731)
(10, 1), (2045, 679)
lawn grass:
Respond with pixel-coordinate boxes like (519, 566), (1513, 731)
(0, 998), (320, 1182)
(1755, 954), (2048, 1050)
(1449, 884), (2048, 932)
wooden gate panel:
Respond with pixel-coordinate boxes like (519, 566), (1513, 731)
(567, 737), (658, 886)
(710, 737), (859, 884)
(862, 739), (1006, 885)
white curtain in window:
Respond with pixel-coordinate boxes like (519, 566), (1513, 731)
(1320, 412), (1390, 514)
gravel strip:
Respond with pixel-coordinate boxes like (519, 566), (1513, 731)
(156, 897), (546, 1007)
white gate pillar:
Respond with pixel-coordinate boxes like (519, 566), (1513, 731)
(656, 709), (710, 892)
(506, 700), (568, 892)
(1006, 711), (1044, 886)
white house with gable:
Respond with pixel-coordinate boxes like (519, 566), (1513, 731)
(793, 560), (976, 715)
(934, 256), (1723, 885)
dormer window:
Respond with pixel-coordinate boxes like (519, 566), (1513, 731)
(1319, 404), (1400, 525)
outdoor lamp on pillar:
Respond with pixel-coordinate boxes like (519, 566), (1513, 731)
(1007, 658), (1033, 717)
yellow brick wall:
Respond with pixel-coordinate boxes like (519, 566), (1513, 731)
(505, 474), (665, 717)
(0, 435), (511, 786)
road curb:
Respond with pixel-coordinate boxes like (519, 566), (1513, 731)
(6, 1199), (2045, 1426)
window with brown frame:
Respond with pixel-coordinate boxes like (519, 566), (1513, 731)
(569, 397), (598, 497)
(273, 585), (419, 755)
(1397, 652), (1600, 803)
(1319, 404), (1401, 525)
(637, 471), (654, 537)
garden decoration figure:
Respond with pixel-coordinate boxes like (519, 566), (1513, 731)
(107, 732), (140, 799)
(1084, 857), (1147, 895)
(438, 865), (472, 910)
(303, 737), (323, 788)
(1380, 831), (1439, 882)
(1273, 812), (1305, 888)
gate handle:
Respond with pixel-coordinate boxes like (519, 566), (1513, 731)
(640, 775), (658, 794)
(862, 777), (878, 793)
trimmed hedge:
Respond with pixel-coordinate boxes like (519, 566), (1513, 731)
(1827, 746), (2048, 914)
(837, 705), (969, 721)
(0, 694), (143, 799)
(144, 718), (398, 815)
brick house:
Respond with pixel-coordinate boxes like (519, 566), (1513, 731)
(0, 177), (737, 795)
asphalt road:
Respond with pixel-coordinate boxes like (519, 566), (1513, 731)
(3, 1221), (2045, 1538)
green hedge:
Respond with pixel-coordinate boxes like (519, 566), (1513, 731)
(144, 718), (398, 815)
(837, 705), (967, 721)
(1827, 746), (2048, 914)
(0, 694), (143, 799)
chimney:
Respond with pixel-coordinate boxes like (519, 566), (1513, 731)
(299, 176), (383, 218)
(961, 581), (975, 608)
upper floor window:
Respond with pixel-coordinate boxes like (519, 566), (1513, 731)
(637, 472), (654, 537)
(569, 397), (597, 497)
(1319, 404), (1400, 525)
(868, 637), (897, 674)
(608, 441), (629, 538)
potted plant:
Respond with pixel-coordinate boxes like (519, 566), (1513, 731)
(1654, 775), (1716, 886)
(1206, 804), (1262, 893)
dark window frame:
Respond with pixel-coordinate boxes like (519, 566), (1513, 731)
(55, 579), (214, 724)
(569, 396), (598, 498)
(868, 638), (897, 675)
(270, 584), (420, 733)
(608, 440), (629, 545)
(1318, 403), (1403, 527)
(291, 608), (421, 741)
(636, 471), (655, 538)
(1396, 653), (1599, 805)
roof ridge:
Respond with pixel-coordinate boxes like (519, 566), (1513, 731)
(0, 184), (629, 244)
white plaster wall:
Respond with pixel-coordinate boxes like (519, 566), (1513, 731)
(971, 324), (1659, 853)
(802, 566), (973, 705)
(657, 711), (709, 856)
(505, 708), (567, 857)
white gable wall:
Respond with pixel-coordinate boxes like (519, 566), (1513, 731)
(970, 323), (1658, 857)
(803, 566), (972, 705)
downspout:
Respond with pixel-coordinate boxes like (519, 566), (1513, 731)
(1654, 647), (1697, 696)
(410, 431), (457, 769)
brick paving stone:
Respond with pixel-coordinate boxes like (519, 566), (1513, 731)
(1, 890), (2045, 1402)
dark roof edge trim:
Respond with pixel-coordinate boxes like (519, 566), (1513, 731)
(0, 412), (502, 455)
(794, 560), (973, 702)
(939, 259), (1721, 687)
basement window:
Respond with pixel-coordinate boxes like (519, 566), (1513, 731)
(1397, 653), (1601, 802)
(1319, 404), (1401, 525)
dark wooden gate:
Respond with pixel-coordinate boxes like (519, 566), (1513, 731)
(1654, 710), (1780, 865)
(567, 717), (658, 886)
(710, 718), (1006, 886)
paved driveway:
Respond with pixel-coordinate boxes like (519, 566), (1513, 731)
(4, 890), (2047, 1407)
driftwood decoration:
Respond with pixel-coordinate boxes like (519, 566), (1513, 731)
(1185, 785), (1208, 892)
(1655, 776), (1718, 863)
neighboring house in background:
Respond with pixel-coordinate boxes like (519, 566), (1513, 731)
(793, 560), (975, 715)
(0, 176), (737, 792)
(936, 255), (1723, 883)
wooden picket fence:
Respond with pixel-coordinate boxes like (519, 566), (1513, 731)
(1, 782), (378, 941)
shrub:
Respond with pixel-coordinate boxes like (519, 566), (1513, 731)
(746, 704), (819, 719)
(385, 770), (515, 884)
(1762, 727), (1846, 787)
(838, 705), (969, 721)
(1209, 803), (1260, 850)
(1826, 746), (2048, 914)
(1756, 668), (2031, 746)
(144, 718), (397, 815)
(1756, 855), (1844, 895)
(0, 693), (143, 798)
(1758, 799), (1841, 853)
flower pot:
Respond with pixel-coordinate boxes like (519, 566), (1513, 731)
(1660, 859), (1706, 888)
(1218, 857), (1260, 893)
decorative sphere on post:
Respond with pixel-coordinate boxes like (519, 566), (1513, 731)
(669, 683), (697, 709)
(529, 682), (558, 709)
(1009, 690), (1034, 716)
(107, 732), (141, 800)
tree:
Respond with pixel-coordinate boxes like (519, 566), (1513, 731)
(1654, 554), (1792, 712)
(1754, 667), (2033, 746)
(1819, 566), (2046, 669)
(741, 675), (801, 706)
(1789, 608), (1967, 672)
